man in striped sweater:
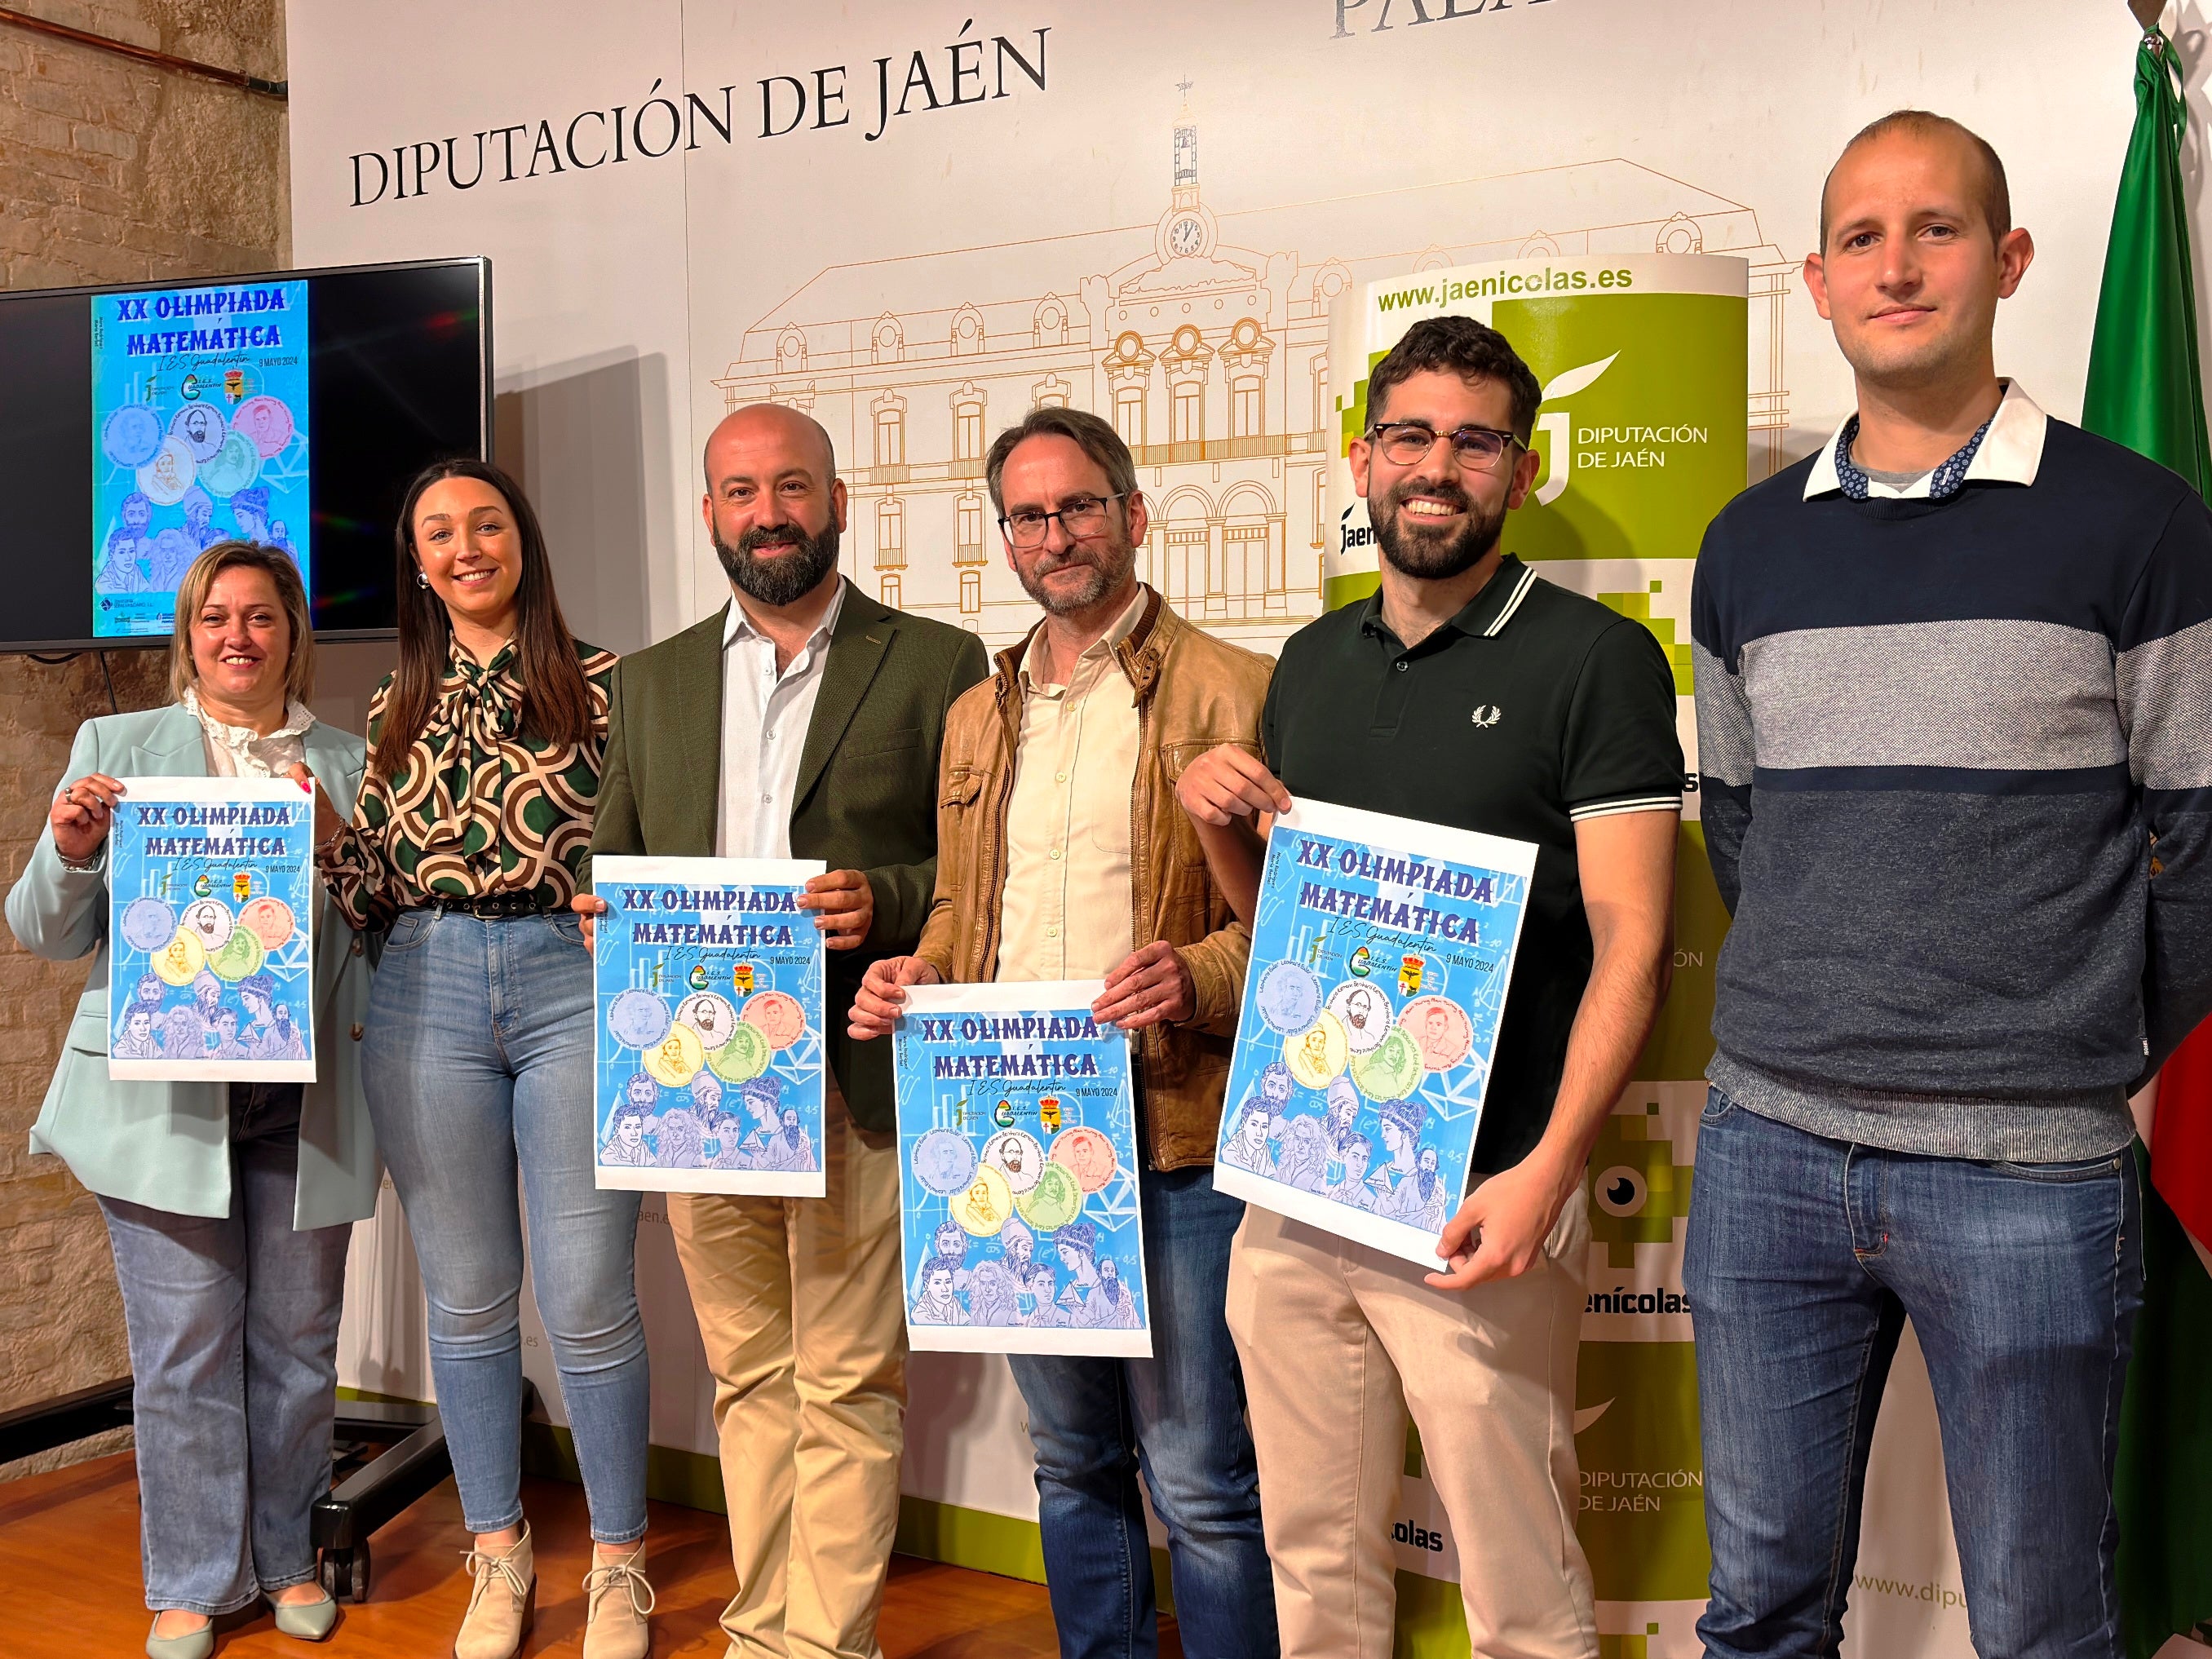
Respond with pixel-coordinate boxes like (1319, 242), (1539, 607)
(1688, 111), (2212, 1658)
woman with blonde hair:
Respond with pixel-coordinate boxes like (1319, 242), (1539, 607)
(5, 542), (375, 1657)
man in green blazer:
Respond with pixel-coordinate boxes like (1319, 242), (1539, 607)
(580, 403), (984, 1659)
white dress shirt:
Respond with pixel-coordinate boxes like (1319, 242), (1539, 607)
(716, 579), (845, 859)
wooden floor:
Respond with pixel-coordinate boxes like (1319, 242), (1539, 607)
(0, 1453), (1183, 1657)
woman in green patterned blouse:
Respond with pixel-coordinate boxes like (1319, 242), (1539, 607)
(315, 459), (653, 1659)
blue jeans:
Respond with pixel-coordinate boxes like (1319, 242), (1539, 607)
(1684, 1090), (2143, 1659)
(364, 908), (649, 1544)
(101, 1084), (352, 1616)
(1007, 1165), (1278, 1659)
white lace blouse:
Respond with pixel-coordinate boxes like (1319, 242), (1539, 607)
(182, 685), (316, 780)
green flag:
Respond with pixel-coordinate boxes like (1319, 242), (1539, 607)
(2081, 26), (2212, 1659)
(2083, 28), (2210, 492)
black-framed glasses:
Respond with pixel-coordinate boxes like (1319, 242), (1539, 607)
(1367, 422), (1525, 472)
(1000, 493), (1124, 548)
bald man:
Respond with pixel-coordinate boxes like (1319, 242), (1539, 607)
(582, 404), (987, 1659)
(1688, 111), (2212, 1658)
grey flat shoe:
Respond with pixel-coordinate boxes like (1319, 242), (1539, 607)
(145, 1617), (215, 1659)
(272, 1589), (341, 1641)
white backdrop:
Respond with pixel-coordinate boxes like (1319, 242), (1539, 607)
(291, 3), (2209, 1652)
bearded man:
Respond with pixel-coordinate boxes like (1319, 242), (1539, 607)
(578, 402), (985, 1659)
(851, 405), (1278, 1659)
(1175, 314), (1683, 1659)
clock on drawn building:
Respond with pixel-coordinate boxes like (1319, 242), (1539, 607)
(1156, 204), (1216, 263)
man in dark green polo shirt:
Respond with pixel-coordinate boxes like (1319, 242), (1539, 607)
(1178, 315), (1682, 1659)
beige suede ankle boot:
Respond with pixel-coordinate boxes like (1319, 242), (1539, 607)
(581, 1542), (655, 1659)
(453, 1524), (535, 1659)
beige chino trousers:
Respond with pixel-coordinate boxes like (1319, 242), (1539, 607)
(1225, 1189), (1597, 1659)
(669, 1090), (908, 1659)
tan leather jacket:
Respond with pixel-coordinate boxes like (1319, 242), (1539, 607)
(915, 587), (1272, 1170)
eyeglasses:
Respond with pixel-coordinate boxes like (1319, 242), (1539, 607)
(1366, 422), (1526, 473)
(1000, 493), (1124, 548)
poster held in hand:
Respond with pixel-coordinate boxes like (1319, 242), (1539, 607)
(894, 980), (1151, 1357)
(1214, 797), (1536, 1267)
(591, 855), (828, 1196)
(107, 776), (317, 1082)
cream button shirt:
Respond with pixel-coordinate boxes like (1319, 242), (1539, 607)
(993, 586), (1146, 983)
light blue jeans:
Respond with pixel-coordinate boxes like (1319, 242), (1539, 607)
(101, 1083), (352, 1616)
(363, 908), (648, 1544)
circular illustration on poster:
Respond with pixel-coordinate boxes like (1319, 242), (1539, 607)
(120, 897), (178, 952)
(953, 1163), (1013, 1237)
(1014, 1159), (1082, 1231)
(1050, 1125), (1118, 1193)
(138, 436), (197, 506)
(1400, 995), (1472, 1072)
(742, 990), (806, 1051)
(1255, 960), (1321, 1034)
(608, 988), (671, 1050)
(675, 991), (738, 1051)
(102, 404), (163, 469)
(1326, 979), (1394, 1055)
(642, 1021), (703, 1086)
(179, 897), (233, 952)
(239, 896), (295, 950)
(153, 928), (206, 986)
(206, 927), (265, 983)
(1285, 1010), (1350, 1088)
(1351, 1025), (1423, 1102)
(232, 395), (295, 458)
(168, 403), (228, 464)
(706, 1020), (771, 1084)
(983, 1128), (1045, 1194)
(199, 430), (262, 497)
(911, 1127), (977, 1197)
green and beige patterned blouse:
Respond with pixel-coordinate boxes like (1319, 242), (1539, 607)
(321, 635), (618, 933)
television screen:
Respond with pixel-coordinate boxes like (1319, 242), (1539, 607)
(0, 256), (488, 651)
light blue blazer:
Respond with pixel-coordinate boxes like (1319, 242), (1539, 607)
(4, 703), (379, 1229)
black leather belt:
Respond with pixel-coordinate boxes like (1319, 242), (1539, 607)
(418, 890), (559, 919)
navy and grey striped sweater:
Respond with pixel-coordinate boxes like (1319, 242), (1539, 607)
(1690, 409), (2212, 1161)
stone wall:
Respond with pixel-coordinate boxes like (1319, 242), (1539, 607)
(0, 0), (288, 1473)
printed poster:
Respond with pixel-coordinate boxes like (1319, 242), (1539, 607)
(106, 776), (317, 1082)
(1213, 797), (1537, 1267)
(894, 981), (1150, 1357)
(591, 855), (827, 1196)
(90, 277), (311, 639)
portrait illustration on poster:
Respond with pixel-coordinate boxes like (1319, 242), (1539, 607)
(1214, 798), (1536, 1267)
(590, 855), (827, 1196)
(90, 278), (310, 639)
(894, 982), (1150, 1358)
(106, 777), (316, 1082)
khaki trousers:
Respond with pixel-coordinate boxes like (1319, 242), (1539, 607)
(1224, 1190), (1596, 1659)
(669, 1090), (907, 1659)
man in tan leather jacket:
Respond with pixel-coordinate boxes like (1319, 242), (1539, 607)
(851, 406), (1280, 1659)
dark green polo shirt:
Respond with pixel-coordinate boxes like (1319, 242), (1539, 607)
(1261, 555), (1683, 1174)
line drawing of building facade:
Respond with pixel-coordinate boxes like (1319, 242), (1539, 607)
(711, 100), (1792, 651)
